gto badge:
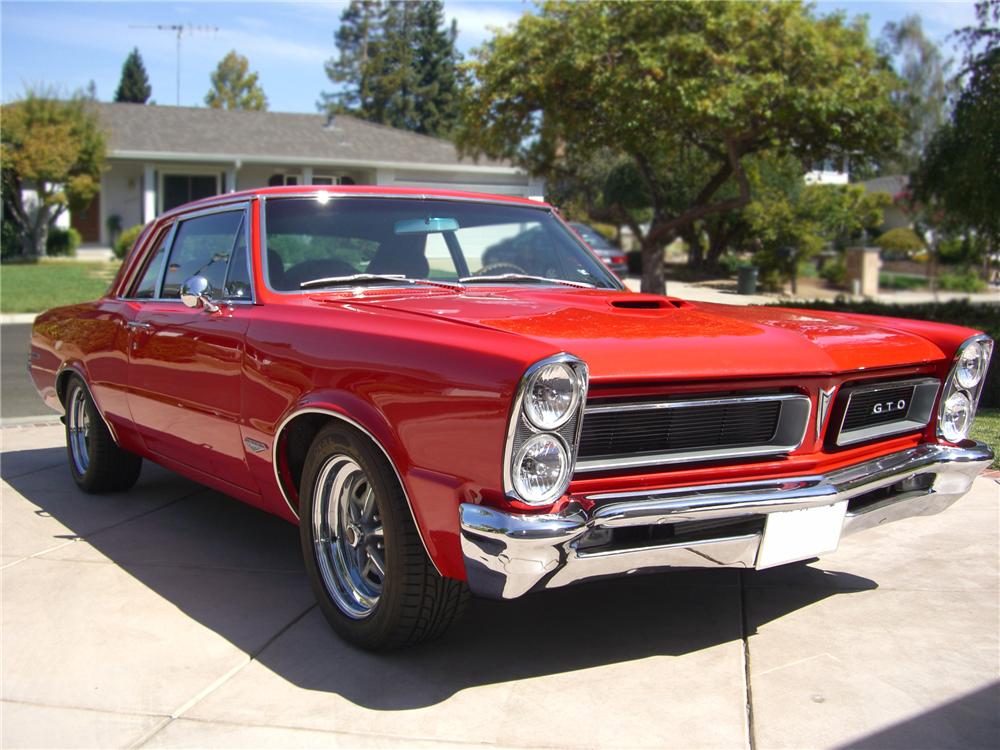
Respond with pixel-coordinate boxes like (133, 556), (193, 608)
(244, 437), (268, 453)
(872, 399), (907, 415)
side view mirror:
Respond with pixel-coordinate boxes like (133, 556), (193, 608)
(180, 275), (220, 313)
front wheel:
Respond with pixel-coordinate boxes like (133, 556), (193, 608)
(64, 376), (142, 493)
(299, 423), (468, 650)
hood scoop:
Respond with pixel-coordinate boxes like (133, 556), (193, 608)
(609, 297), (686, 310)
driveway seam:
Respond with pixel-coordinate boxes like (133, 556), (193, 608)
(739, 571), (757, 750)
(130, 603), (317, 749)
(0, 489), (200, 571)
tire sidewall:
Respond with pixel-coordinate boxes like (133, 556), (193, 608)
(298, 425), (410, 649)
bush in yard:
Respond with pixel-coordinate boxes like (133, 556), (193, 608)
(875, 227), (924, 258)
(820, 256), (847, 286)
(46, 227), (80, 257)
(114, 224), (143, 260)
(1, 215), (21, 260)
(938, 268), (987, 292)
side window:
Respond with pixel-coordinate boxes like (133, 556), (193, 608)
(131, 225), (173, 299)
(161, 211), (244, 299)
(224, 217), (252, 299)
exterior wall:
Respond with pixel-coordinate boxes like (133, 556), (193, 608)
(100, 161), (145, 244)
(95, 159), (544, 245)
(377, 168), (545, 199)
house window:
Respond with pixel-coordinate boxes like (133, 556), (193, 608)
(312, 176), (335, 186)
(162, 174), (218, 212)
(268, 174), (300, 187)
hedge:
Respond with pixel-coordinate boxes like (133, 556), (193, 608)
(777, 299), (999, 408)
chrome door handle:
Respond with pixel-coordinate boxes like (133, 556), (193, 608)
(126, 321), (152, 330)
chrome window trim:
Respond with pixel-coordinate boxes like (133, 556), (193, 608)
(574, 393), (812, 473)
(136, 202), (254, 304)
(503, 353), (590, 503)
(259, 194), (623, 296)
(836, 377), (940, 447)
(271, 406), (442, 576)
(119, 221), (179, 301)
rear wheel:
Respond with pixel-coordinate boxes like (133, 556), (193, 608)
(299, 423), (468, 650)
(64, 376), (142, 493)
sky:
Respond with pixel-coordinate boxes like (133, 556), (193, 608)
(0, 0), (981, 113)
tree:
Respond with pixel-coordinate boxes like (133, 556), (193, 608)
(114, 48), (152, 104)
(913, 1), (999, 256)
(878, 16), (956, 173)
(320, 0), (461, 136)
(459, 1), (902, 294)
(205, 51), (268, 110)
(1, 92), (106, 258)
(413, 0), (461, 136)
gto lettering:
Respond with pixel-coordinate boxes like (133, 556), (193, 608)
(873, 399), (907, 415)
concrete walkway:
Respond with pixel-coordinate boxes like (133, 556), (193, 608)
(2, 423), (998, 749)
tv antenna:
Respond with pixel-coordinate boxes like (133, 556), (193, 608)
(129, 24), (219, 106)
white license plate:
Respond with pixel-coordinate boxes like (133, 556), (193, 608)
(756, 501), (848, 569)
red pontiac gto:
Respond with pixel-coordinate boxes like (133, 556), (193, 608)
(30, 186), (994, 649)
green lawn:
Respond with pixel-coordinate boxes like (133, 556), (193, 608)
(0, 260), (119, 313)
(971, 409), (1000, 469)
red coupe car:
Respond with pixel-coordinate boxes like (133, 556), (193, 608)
(30, 186), (994, 650)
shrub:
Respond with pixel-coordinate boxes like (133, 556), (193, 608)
(776, 299), (999, 408)
(588, 222), (619, 244)
(875, 227), (924, 258)
(820, 256), (847, 286)
(114, 224), (144, 260)
(1, 217), (21, 260)
(879, 272), (927, 291)
(938, 268), (987, 293)
(46, 227), (80, 257)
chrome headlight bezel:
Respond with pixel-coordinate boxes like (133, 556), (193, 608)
(938, 334), (993, 443)
(503, 353), (589, 506)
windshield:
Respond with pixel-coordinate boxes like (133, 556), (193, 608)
(263, 197), (622, 292)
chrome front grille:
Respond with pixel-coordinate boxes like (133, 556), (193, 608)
(575, 393), (811, 473)
(833, 377), (940, 447)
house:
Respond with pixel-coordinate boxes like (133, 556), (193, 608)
(74, 103), (544, 245)
(858, 175), (910, 233)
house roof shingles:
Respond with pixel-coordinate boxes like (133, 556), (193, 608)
(94, 102), (509, 170)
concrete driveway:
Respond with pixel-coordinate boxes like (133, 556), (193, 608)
(2, 423), (997, 749)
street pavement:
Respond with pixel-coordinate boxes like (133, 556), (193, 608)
(1, 324), (46, 421)
(1, 423), (998, 749)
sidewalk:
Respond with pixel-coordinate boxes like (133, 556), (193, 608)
(2, 423), (997, 749)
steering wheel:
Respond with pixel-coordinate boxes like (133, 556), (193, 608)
(475, 262), (526, 276)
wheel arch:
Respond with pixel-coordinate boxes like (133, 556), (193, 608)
(55, 364), (121, 445)
(272, 405), (442, 576)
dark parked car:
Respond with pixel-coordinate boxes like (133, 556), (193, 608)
(569, 222), (628, 275)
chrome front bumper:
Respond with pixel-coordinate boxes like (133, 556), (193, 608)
(459, 442), (994, 599)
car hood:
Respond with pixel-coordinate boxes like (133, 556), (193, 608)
(333, 288), (945, 382)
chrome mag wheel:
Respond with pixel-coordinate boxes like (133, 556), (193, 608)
(67, 385), (91, 474)
(311, 454), (386, 619)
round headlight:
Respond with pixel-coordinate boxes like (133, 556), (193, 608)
(940, 390), (973, 442)
(523, 362), (580, 430)
(956, 342), (987, 389)
(512, 433), (570, 504)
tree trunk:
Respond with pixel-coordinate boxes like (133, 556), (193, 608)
(683, 226), (703, 270)
(706, 225), (730, 272)
(640, 237), (666, 295)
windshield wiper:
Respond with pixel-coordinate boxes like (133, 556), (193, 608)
(458, 273), (595, 289)
(300, 274), (460, 290)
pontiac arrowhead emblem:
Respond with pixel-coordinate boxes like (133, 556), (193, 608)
(817, 387), (836, 440)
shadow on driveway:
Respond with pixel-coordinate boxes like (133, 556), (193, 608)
(3, 444), (877, 712)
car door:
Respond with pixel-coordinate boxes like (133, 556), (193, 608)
(126, 203), (258, 491)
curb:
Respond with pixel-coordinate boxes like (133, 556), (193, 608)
(1, 415), (61, 428)
(0, 313), (38, 324)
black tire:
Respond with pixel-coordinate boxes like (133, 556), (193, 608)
(299, 422), (468, 650)
(63, 376), (142, 493)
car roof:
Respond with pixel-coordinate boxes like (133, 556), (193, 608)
(158, 184), (552, 221)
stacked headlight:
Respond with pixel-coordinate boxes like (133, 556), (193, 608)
(505, 354), (588, 505)
(938, 335), (993, 443)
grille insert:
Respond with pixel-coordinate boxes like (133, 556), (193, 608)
(834, 378), (940, 448)
(576, 394), (811, 472)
